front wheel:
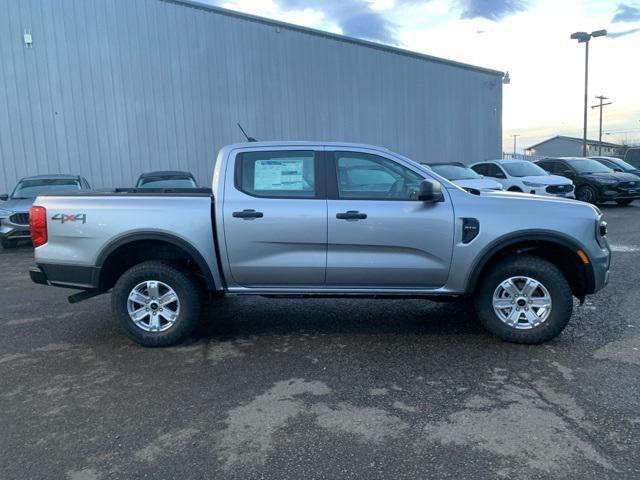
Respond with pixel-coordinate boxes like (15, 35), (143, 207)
(576, 185), (598, 204)
(474, 255), (573, 344)
(616, 199), (633, 206)
(111, 261), (202, 347)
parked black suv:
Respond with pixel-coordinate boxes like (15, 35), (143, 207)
(535, 157), (639, 205)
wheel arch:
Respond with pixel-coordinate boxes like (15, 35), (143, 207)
(466, 231), (596, 300)
(96, 232), (219, 291)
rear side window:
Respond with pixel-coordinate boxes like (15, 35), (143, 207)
(236, 151), (316, 198)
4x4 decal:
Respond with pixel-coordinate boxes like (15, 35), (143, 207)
(51, 213), (86, 224)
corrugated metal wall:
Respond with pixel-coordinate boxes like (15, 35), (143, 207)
(0, 0), (502, 192)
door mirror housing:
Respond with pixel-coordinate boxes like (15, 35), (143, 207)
(563, 170), (575, 178)
(0, 194), (8, 201)
(494, 172), (507, 179)
(418, 179), (443, 202)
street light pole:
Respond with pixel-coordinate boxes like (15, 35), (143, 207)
(582, 39), (589, 157)
(512, 134), (519, 155)
(591, 95), (612, 155)
(571, 29), (607, 157)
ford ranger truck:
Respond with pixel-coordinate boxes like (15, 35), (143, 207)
(28, 142), (611, 347)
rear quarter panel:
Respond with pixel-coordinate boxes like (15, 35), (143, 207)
(33, 195), (221, 287)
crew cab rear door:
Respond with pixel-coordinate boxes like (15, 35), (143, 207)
(221, 148), (327, 287)
(324, 149), (454, 288)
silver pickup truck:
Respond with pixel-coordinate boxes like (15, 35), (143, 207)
(28, 142), (611, 347)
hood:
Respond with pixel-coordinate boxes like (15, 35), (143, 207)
(453, 178), (503, 191)
(584, 171), (640, 183)
(520, 175), (571, 186)
(0, 197), (35, 214)
(480, 189), (583, 206)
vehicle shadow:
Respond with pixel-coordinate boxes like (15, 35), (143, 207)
(194, 295), (484, 340)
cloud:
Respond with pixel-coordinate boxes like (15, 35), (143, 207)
(458, 0), (528, 21)
(612, 3), (640, 22)
(278, 0), (398, 44)
(608, 27), (640, 38)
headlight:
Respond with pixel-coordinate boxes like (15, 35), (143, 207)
(522, 181), (546, 187)
(597, 179), (617, 185)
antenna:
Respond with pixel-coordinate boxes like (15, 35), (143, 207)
(237, 123), (257, 142)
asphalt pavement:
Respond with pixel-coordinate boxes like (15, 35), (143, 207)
(1, 204), (639, 479)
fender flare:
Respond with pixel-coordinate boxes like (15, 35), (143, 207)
(95, 231), (218, 290)
(465, 230), (595, 294)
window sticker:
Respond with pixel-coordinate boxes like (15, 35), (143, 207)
(254, 159), (307, 191)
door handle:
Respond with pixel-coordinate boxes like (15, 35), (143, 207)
(336, 210), (367, 220)
(232, 209), (264, 219)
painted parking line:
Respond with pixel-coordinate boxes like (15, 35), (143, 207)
(610, 245), (640, 253)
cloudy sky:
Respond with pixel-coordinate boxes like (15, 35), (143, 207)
(204, 0), (640, 152)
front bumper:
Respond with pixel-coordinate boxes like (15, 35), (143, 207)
(597, 183), (640, 201)
(0, 215), (30, 240)
(589, 242), (611, 294)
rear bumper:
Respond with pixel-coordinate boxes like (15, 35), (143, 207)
(30, 263), (101, 290)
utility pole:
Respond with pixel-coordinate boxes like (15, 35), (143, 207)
(571, 29), (607, 157)
(512, 134), (520, 155)
(591, 95), (612, 155)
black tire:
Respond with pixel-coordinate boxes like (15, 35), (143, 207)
(1, 238), (16, 249)
(507, 186), (522, 192)
(111, 261), (201, 347)
(474, 255), (573, 344)
(615, 199), (633, 206)
(576, 185), (598, 204)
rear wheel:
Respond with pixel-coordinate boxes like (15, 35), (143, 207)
(474, 255), (573, 344)
(576, 185), (598, 204)
(615, 199), (633, 206)
(111, 261), (201, 347)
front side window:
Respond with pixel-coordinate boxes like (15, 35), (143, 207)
(335, 152), (423, 200)
(237, 151), (316, 198)
(12, 179), (81, 199)
(487, 164), (506, 178)
(471, 164), (488, 176)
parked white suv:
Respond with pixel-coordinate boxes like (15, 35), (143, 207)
(470, 159), (575, 198)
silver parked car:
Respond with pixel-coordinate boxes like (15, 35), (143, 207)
(28, 142), (610, 347)
(0, 175), (91, 248)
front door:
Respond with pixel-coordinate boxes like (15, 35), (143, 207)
(325, 150), (454, 288)
(222, 149), (327, 287)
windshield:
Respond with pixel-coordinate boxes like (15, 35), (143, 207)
(137, 176), (197, 188)
(501, 161), (548, 177)
(12, 179), (81, 199)
(566, 159), (613, 174)
(431, 165), (481, 180)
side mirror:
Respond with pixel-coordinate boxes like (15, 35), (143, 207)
(418, 179), (443, 202)
(613, 168), (623, 172)
(563, 170), (575, 177)
(495, 172), (507, 179)
(0, 194), (8, 201)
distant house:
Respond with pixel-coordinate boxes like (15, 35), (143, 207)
(525, 136), (625, 158)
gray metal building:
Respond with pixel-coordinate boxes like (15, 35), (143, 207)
(525, 136), (625, 158)
(0, 0), (504, 193)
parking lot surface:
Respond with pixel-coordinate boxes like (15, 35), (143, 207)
(1, 205), (639, 479)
